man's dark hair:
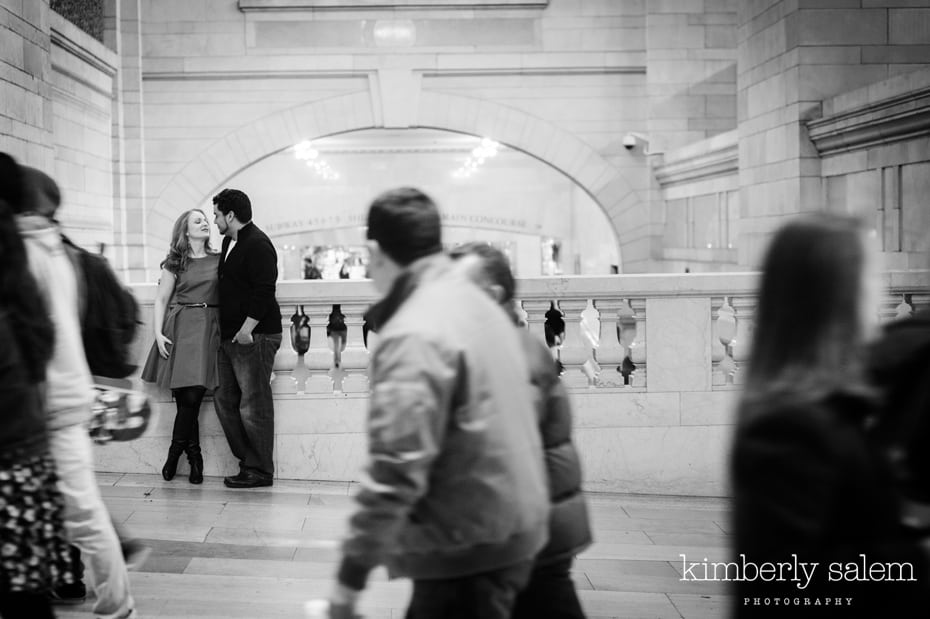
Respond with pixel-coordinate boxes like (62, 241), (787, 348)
(449, 242), (516, 305)
(366, 187), (442, 266)
(0, 153), (26, 212)
(212, 188), (252, 223)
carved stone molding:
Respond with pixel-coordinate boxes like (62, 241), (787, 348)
(239, 0), (549, 11)
(807, 86), (930, 156)
(654, 131), (738, 188)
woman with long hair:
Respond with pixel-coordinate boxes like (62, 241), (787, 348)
(141, 209), (220, 484)
(731, 213), (930, 617)
(0, 154), (73, 618)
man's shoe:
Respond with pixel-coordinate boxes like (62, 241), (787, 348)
(49, 581), (87, 605)
(223, 471), (273, 488)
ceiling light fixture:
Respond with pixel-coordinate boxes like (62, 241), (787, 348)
(293, 140), (340, 181)
(453, 137), (500, 179)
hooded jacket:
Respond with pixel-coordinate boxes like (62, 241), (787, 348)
(16, 214), (94, 429)
(338, 254), (549, 590)
(520, 329), (592, 565)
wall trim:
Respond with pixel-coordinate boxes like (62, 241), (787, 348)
(50, 12), (117, 79)
(239, 0), (549, 11)
(654, 131), (738, 188)
(807, 86), (930, 156)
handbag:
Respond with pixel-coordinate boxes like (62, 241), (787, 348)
(89, 384), (152, 444)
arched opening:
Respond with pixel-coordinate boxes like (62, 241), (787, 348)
(146, 90), (647, 280)
(207, 128), (621, 280)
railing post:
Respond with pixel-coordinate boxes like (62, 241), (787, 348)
(730, 297), (755, 386)
(271, 310), (299, 394)
(305, 303), (336, 393)
(629, 298), (647, 388)
(558, 298), (595, 389)
(521, 299), (553, 350)
(339, 302), (370, 393)
(592, 298), (625, 388)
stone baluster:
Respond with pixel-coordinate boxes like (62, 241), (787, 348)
(628, 298), (646, 388)
(304, 303), (336, 393)
(557, 298), (595, 389)
(521, 299), (553, 350)
(339, 302), (371, 393)
(271, 314), (299, 394)
(592, 298), (626, 388)
(712, 297), (738, 387)
(730, 297), (755, 386)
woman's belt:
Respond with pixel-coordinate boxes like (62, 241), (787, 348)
(175, 303), (219, 308)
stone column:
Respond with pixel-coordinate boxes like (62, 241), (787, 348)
(646, 0), (738, 154)
(103, 0), (146, 281)
(0, 0), (54, 167)
(736, 1), (918, 267)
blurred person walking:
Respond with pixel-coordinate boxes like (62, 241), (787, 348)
(450, 242), (591, 619)
(3, 154), (137, 618)
(141, 209), (220, 485)
(212, 189), (282, 488)
(323, 188), (549, 619)
(0, 155), (74, 619)
(731, 213), (930, 618)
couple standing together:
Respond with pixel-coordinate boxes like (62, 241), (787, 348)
(141, 189), (282, 489)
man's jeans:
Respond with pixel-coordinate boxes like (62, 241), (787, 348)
(50, 424), (135, 619)
(404, 561), (533, 619)
(214, 333), (281, 479)
(512, 558), (586, 619)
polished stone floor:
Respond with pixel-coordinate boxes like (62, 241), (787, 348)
(57, 473), (731, 619)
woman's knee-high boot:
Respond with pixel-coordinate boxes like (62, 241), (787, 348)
(186, 440), (203, 484)
(161, 440), (186, 481)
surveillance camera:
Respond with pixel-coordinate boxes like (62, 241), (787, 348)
(622, 134), (637, 150)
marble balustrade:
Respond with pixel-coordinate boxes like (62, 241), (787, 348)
(95, 271), (929, 497)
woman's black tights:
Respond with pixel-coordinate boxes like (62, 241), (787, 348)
(171, 386), (206, 444)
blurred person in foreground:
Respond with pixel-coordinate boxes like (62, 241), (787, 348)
(0, 155), (74, 619)
(865, 249), (930, 513)
(731, 213), (930, 618)
(141, 209), (220, 485)
(449, 242), (592, 619)
(325, 188), (549, 619)
(4, 154), (137, 618)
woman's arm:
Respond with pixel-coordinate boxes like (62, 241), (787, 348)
(152, 269), (176, 358)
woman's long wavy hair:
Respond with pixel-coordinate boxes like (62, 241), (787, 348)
(0, 154), (55, 382)
(160, 209), (215, 275)
(741, 213), (874, 415)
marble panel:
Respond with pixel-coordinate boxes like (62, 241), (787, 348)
(94, 434), (239, 478)
(679, 390), (740, 425)
(572, 391), (680, 428)
(646, 297), (712, 392)
(577, 425), (730, 496)
(274, 396), (368, 434)
(275, 433), (368, 482)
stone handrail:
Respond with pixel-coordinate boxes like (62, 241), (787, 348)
(129, 270), (930, 396)
(116, 270), (929, 495)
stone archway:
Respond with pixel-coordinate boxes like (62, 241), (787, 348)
(148, 90), (646, 271)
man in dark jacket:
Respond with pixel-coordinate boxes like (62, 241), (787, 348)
(451, 242), (592, 619)
(327, 188), (549, 619)
(213, 188), (282, 488)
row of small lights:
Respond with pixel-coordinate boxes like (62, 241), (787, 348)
(293, 137), (501, 181)
(293, 140), (340, 181)
(452, 138), (500, 179)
